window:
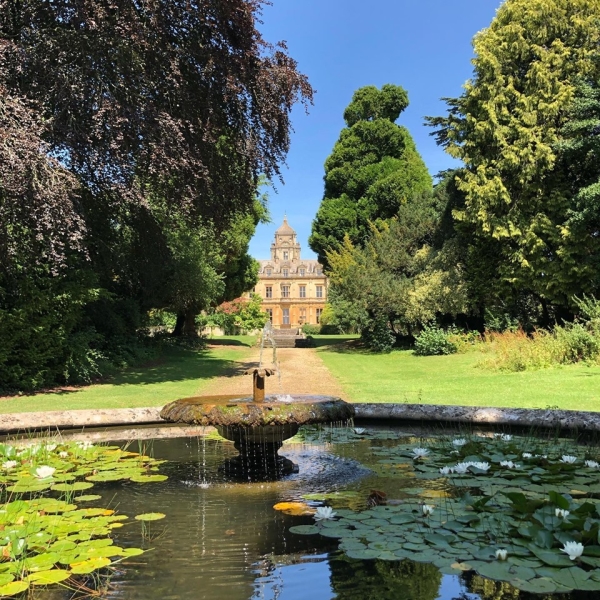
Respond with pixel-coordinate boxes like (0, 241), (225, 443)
(281, 285), (290, 298)
(282, 268), (289, 277)
(266, 309), (273, 321)
(266, 268), (272, 276)
(283, 251), (289, 260)
(316, 308), (323, 324)
(299, 268), (305, 276)
(299, 308), (306, 323)
(265, 286), (272, 299)
(316, 285), (323, 298)
(283, 308), (290, 325)
(299, 285), (306, 298)
(316, 268), (322, 275)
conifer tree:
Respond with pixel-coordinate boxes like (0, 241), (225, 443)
(310, 85), (431, 267)
(428, 0), (600, 314)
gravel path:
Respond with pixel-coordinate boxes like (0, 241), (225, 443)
(200, 346), (345, 398)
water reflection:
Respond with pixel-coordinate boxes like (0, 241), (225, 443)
(330, 556), (442, 600)
(20, 431), (600, 600)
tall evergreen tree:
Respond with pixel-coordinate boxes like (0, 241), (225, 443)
(309, 84), (431, 267)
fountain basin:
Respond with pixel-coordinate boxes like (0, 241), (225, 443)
(160, 394), (355, 429)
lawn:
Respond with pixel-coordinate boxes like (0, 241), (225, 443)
(0, 337), (256, 414)
(316, 338), (600, 411)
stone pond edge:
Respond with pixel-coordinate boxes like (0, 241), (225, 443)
(0, 403), (599, 433)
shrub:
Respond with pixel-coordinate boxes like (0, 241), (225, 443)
(554, 323), (600, 363)
(361, 317), (395, 353)
(479, 324), (600, 372)
(447, 329), (480, 353)
(319, 324), (341, 334)
(414, 325), (458, 356)
(302, 324), (321, 335)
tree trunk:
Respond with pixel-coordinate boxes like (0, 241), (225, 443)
(172, 310), (198, 337)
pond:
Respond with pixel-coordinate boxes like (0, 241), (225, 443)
(3, 426), (600, 599)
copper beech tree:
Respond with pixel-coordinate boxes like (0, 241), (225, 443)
(0, 0), (313, 388)
(0, 0), (312, 267)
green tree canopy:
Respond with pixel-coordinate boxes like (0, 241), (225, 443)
(427, 0), (600, 317)
(309, 84), (432, 267)
(326, 190), (469, 346)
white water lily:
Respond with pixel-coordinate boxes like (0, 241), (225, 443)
(494, 433), (512, 441)
(34, 466), (55, 479)
(522, 453), (533, 459)
(471, 462), (490, 471)
(421, 504), (434, 516)
(561, 541), (584, 560)
(45, 444), (57, 451)
(412, 448), (429, 459)
(451, 460), (490, 473)
(453, 463), (470, 474)
(1, 461), (16, 470)
(314, 506), (336, 521)
(555, 508), (570, 519)
(561, 455), (578, 464)
(58, 451), (69, 458)
(452, 439), (467, 447)
(353, 428), (366, 435)
(585, 460), (599, 468)
(500, 461), (519, 469)
(77, 441), (94, 450)
(495, 549), (508, 561)
(439, 466), (453, 475)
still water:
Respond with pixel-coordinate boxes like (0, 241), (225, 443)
(46, 428), (594, 600)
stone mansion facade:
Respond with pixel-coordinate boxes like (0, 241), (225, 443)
(251, 217), (328, 329)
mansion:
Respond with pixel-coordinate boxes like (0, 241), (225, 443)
(251, 217), (328, 329)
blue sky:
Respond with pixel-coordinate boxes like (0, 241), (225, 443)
(248, 0), (502, 260)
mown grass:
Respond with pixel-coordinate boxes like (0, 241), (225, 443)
(316, 337), (600, 411)
(0, 337), (256, 413)
(4, 332), (600, 414)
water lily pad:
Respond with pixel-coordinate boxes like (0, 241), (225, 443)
(511, 577), (558, 593)
(74, 495), (102, 502)
(121, 547), (145, 557)
(26, 569), (71, 585)
(319, 527), (350, 539)
(69, 556), (112, 574)
(51, 482), (94, 492)
(85, 472), (131, 482)
(0, 581), (29, 596)
(345, 548), (381, 560)
(288, 525), (320, 535)
(49, 540), (77, 553)
(129, 474), (168, 483)
(134, 513), (166, 522)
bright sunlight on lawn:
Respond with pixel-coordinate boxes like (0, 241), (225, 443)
(316, 337), (600, 411)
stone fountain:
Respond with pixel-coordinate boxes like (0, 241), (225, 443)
(160, 323), (355, 480)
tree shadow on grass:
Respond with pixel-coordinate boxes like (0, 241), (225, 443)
(314, 338), (371, 354)
(207, 338), (252, 347)
(106, 346), (250, 387)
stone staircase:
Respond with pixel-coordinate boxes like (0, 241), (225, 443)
(270, 328), (308, 348)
